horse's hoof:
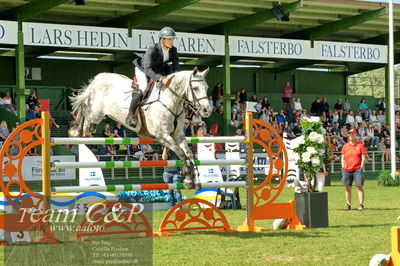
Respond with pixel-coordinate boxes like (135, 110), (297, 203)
(195, 183), (202, 190)
(183, 179), (195, 189)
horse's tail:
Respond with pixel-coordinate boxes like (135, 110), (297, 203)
(68, 82), (91, 137)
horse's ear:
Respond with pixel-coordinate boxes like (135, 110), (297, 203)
(201, 67), (210, 77)
(192, 66), (198, 76)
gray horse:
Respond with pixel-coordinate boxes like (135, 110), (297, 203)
(68, 67), (212, 189)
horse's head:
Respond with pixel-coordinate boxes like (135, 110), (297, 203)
(185, 67), (212, 118)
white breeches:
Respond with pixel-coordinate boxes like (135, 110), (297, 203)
(135, 67), (148, 92)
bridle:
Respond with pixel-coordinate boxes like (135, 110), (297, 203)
(184, 75), (208, 116)
(150, 73), (207, 120)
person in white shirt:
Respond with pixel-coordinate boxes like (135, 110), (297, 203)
(369, 110), (381, 133)
(376, 110), (386, 125)
(346, 110), (357, 129)
(355, 111), (363, 125)
(192, 114), (203, 127)
(294, 98), (302, 112)
(395, 99), (400, 111)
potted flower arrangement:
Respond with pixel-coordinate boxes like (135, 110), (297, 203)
(292, 117), (334, 192)
(291, 116), (333, 228)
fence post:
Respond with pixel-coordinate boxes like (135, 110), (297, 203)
(125, 155), (128, 179)
(372, 151), (375, 172)
(111, 155), (115, 180)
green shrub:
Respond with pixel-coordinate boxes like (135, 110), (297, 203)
(377, 171), (400, 186)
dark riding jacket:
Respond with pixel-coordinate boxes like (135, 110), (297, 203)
(133, 43), (179, 81)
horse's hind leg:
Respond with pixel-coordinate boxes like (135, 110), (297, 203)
(158, 135), (194, 189)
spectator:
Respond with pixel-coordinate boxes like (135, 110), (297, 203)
(237, 88), (247, 111)
(215, 97), (224, 114)
(237, 110), (246, 128)
(192, 113), (203, 127)
(113, 122), (126, 138)
(261, 97), (271, 111)
(0, 91), (16, 115)
(367, 124), (379, 148)
(376, 110), (386, 125)
(10, 144), (20, 157)
(358, 122), (370, 147)
(332, 110), (340, 124)
(207, 96), (214, 111)
(249, 93), (258, 102)
(343, 97), (351, 115)
(185, 121), (195, 137)
(282, 81), (292, 112)
(25, 107), (36, 121)
(395, 99), (400, 111)
(276, 110), (287, 127)
(98, 144), (113, 161)
(254, 100), (262, 113)
(294, 98), (302, 112)
(231, 102), (240, 114)
(26, 90), (39, 110)
(355, 111), (363, 126)
(142, 144), (158, 160)
(358, 98), (370, 121)
(377, 97), (386, 112)
(0, 121), (10, 143)
(211, 83), (223, 107)
(310, 98), (323, 116)
(197, 122), (207, 136)
(293, 123), (302, 136)
(284, 124), (295, 138)
(334, 98), (344, 120)
(270, 112), (279, 132)
(260, 109), (270, 124)
(321, 97), (329, 113)
(396, 111), (400, 132)
(377, 137), (389, 162)
(369, 110), (380, 132)
(102, 123), (116, 138)
(162, 147), (182, 207)
(340, 125), (349, 142)
(345, 111), (357, 129)
(382, 124), (390, 140)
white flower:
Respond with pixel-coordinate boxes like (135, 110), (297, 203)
(311, 156), (321, 166)
(308, 132), (318, 142)
(306, 147), (317, 155)
(298, 135), (305, 144)
(302, 152), (311, 162)
(316, 135), (325, 144)
(310, 116), (320, 123)
(318, 149), (325, 156)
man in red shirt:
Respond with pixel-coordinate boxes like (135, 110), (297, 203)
(341, 128), (366, 211)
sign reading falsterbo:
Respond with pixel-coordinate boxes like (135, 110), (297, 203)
(0, 20), (387, 63)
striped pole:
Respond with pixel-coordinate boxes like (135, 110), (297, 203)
(52, 181), (247, 193)
(52, 159), (245, 169)
(51, 136), (246, 145)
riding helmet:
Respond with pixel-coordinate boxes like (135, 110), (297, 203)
(159, 27), (176, 39)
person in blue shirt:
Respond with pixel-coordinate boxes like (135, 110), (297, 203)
(358, 98), (370, 121)
(276, 110), (287, 126)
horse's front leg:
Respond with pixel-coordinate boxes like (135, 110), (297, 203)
(177, 137), (201, 190)
(158, 135), (194, 189)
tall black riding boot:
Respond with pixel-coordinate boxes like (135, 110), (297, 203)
(126, 90), (143, 127)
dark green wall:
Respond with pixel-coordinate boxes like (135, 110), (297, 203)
(205, 67), (345, 96)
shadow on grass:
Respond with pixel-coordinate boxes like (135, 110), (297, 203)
(329, 223), (392, 229)
(173, 230), (327, 239)
(334, 207), (399, 211)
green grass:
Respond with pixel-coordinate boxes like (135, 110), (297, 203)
(1, 179), (399, 266)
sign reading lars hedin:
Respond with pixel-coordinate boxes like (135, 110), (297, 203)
(0, 20), (387, 63)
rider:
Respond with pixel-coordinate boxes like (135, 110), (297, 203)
(126, 26), (180, 127)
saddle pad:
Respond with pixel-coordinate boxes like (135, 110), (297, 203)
(120, 83), (160, 110)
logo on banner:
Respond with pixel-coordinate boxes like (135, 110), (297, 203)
(0, 25), (5, 39)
